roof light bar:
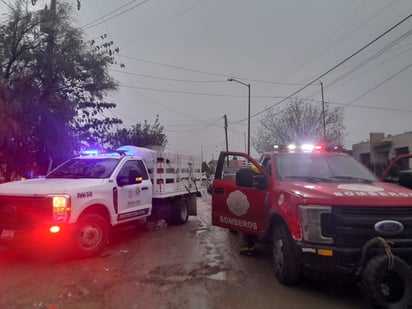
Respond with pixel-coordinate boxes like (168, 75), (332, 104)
(273, 143), (341, 153)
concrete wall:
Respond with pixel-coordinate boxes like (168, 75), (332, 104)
(352, 132), (412, 175)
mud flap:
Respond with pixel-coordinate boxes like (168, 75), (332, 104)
(187, 193), (197, 216)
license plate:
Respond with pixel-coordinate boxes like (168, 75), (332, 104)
(0, 229), (15, 239)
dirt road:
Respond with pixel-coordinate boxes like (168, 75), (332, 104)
(0, 194), (368, 309)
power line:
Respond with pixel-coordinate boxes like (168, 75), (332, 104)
(110, 68), (225, 83)
(325, 29), (412, 90)
(124, 0), (207, 48)
(303, 30), (412, 100)
(243, 13), (412, 123)
(280, 0), (371, 81)
(82, 0), (149, 30)
(342, 63), (412, 108)
(118, 54), (306, 86)
(81, 0), (139, 28)
(118, 83), (290, 98)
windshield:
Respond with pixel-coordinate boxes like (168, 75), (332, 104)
(46, 158), (119, 179)
(275, 153), (377, 183)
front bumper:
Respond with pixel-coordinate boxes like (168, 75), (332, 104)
(0, 223), (73, 247)
(297, 239), (412, 276)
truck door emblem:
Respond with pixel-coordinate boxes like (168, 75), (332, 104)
(374, 220), (404, 236)
(226, 190), (249, 216)
(2, 204), (17, 215)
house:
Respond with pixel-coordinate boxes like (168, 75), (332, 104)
(352, 132), (412, 176)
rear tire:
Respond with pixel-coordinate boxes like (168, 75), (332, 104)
(171, 198), (189, 225)
(74, 214), (109, 257)
(272, 223), (301, 284)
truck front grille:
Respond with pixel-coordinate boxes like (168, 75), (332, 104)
(323, 206), (412, 247)
(0, 196), (52, 229)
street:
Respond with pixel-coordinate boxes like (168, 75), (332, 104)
(0, 193), (368, 309)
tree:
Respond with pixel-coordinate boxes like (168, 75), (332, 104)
(201, 161), (211, 175)
(253, 99), (346, 153)
(107, 115), (168, 149)
(0, 1), (122, 177)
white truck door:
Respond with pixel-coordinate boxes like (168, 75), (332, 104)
(116, 159), (153, 221)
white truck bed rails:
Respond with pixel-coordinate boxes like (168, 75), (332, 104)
(117, 146), (202, 198)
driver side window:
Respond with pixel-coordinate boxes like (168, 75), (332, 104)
(117, 160), (149, 185)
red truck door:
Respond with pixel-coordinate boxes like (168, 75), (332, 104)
(211, 152), (270, 236)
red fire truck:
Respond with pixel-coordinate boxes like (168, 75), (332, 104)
(211, 144), (412, 308)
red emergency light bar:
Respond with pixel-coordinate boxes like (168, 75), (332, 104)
(273, 143), (342, 153)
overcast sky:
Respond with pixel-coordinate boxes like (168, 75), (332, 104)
(1, 0), (412, 161)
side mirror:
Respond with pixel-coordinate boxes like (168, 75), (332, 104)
(398, 170), (412, 189)
(129, 169), (143, 184)
(236, 168), (254, 187)
(116, 169), (143, 186)
(236, 168), (267, 190)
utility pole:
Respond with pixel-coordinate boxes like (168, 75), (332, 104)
(228, 78), (251, 156)
(320, 81), (326, 141)
(224, 114), (229, 152)
(43, 0), (57, 91)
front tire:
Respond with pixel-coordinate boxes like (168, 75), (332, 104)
(74, 214), (109, 257)
(272, 223), (301, 284)
(362, 254), (412, 309)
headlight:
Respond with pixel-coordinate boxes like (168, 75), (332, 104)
(298, 205), (332, 244)
(48, 195), (71, 221)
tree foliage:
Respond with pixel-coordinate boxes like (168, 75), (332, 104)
(253, 99), (346, 153)
(0, 0), (122, 179)
(107, 115), (168, 149)
(201, 161), (211, 175)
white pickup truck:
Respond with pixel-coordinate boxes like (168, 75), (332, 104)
(0, 146), (202, 256)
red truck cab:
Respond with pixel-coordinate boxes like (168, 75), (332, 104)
(211, 145), (412, 307)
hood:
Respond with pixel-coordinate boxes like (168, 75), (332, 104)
(0, 178), (107, 196)
(279, 181), (412, 206)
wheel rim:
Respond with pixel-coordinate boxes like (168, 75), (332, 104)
(381, 271), (404, 302)
(273, 238), (284, 271)
(180, 203), (188, 220)
(78, 224), (102, 249)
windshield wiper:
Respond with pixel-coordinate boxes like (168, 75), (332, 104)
(283, 176), (333, 183)
(331, 176), (373, 184)
(47, 172), (84, 179)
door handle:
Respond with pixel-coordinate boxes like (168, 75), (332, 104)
(142, 187), (149, 190)
(214, 187), (224, 194)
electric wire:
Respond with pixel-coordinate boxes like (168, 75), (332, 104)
(342, 63), (412, 108)
(326, 29), (412, 90)
(118, 83), (290, 98)
(124, 0), (207, 49)
(109, 68), (225, 83)
(303, 30), (412, 99)
(283, 1), (402, 83)
(280, 0), (370, 81)
(82, 0), (149, 30)
(118, 54), (306, 86)
(235, 13), (412, 124)
(81, 0), (140, 28)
